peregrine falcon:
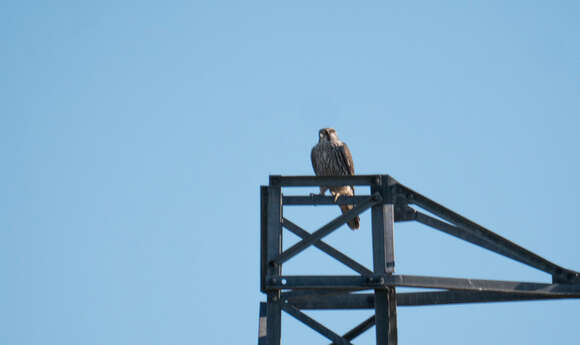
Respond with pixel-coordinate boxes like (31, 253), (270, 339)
(311, 128), (360, 230)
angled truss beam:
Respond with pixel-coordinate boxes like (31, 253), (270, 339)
(414, 211), (542, 269)
(282, 218), (373, 276)
(330, 315), (376, 345)
(398, 184), (580, 283)
(270, 193), (382, 265)
(282, 303), (353, 345)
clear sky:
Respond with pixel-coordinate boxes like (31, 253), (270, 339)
(1, 1), (579, 344)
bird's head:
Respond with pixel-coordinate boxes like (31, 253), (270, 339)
(318, 128), (338, 143)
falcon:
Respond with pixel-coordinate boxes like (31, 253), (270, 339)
(311, 128), (360, 230)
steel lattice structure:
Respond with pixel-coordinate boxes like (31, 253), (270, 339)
(258, 175), (580, 345)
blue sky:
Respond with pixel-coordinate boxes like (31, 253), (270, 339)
(1, 1), (579, 344)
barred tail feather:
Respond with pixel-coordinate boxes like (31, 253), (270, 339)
(339, 204), (360, 230)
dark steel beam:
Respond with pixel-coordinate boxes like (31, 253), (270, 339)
(271, 174), (382, 187)
(371, 202), (395, 274)
(260, 186), (268, 293)
(398, 183), (580, 283)
(268, 275), (580, 296)
(265, 184), (282, 345)
(287, 293), (375, 309)
(286, 291), (570, 309)
(386, 287), (398, 342)
(283, 195), (370, 205)
(389, 274), (580, 295)
(268, 275), (369, 290)
(270, 194), (381, 266)
(282, 303), (353, 345)
(371, 177), (397, 345)
(258, 302), (267, 345)
(266, 295), (281, 345)
(330, 315), (375, 345)
(397, 290), (569, 306)
(283, 195), (417, 223)
(281, 289), (354, 299)
(415, 211), (524, 264)
(282, 218), (373, 276)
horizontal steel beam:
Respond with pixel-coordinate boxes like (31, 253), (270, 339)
(396, 290), (569, 306)
(267, 275), (580, 297)
(271, 175), (396, 187)
(288, 292), (374, 309)
(283, 195), (416, 223)
(392, 275), (580, 295)
(281, 289), (355, 299)
(283, 195), (371, 205)
(286, 290), (570, 309)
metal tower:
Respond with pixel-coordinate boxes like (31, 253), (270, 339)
(258, 175), (580, 345)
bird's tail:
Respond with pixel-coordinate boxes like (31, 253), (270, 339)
(339, 204), (360, 230)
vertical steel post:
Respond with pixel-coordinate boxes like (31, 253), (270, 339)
(258, 302), (268, 345)
(265, 177), (283, 345)
(371, 175), (398, 345)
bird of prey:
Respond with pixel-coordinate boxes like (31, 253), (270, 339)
(311, 128), (360, 230)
